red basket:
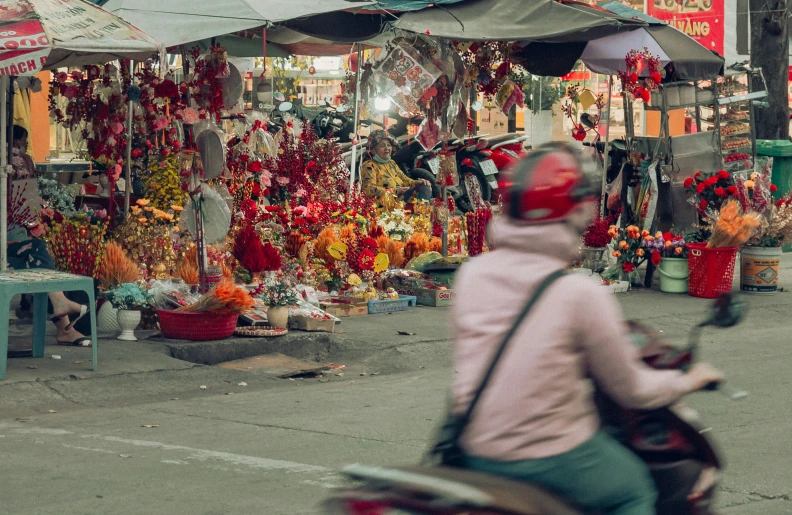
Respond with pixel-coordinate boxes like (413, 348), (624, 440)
(686, 243), (738, 298)
(156, 310), (239, 341)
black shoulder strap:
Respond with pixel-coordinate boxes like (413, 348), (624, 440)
(459, 269), (567, 427)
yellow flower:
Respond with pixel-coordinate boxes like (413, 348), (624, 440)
(136, 199), (150, 206)
(636, 248), (645, 257)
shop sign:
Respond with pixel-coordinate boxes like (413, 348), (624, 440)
(647, 0), (725, 56)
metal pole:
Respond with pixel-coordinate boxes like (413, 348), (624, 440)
(441, 186), (448, 257)
(349, 43), (363, 194)
(601, 76), (613, 216)
(124, 60), (134, 219)
(0, 76), (8, 271)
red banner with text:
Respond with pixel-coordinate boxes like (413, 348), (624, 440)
(647, 0), (725, 56)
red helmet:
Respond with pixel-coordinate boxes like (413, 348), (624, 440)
(501, 143), (598, 224)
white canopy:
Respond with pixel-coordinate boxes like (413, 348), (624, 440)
(0, 0), (164, 75)
(101, 0), (375, 48)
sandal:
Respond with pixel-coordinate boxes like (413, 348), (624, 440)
(55, 305), (88, 331)
(56, 336), (92, 347)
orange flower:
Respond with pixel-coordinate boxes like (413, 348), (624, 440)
(641, 230), (650, 238)
(619, 240), (629, 250)
(665, 240), (673, 248)
(655, 231), (663, 239)
(138, 217), (147, 224)
(144, 207), (154, 212)
(745, 180), (755, 189)
(171, 205), (184, 211)
(636, 248), (645, 257)
(612, 250), (622, 258)
(136, 199), (150, 206)
(644, 235), (654, 242)
(674, 246), (683, 255)
(172, 226), (181, 232)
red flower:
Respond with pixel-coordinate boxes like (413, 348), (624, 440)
(695, 171), (702, 178)
(300, 228), (311, 235)
(727, 185), (738, 194)
(696, 182), (706, 194)
(250, 182), (261, 198)
(650, 72), (662, 84)
(770, 184), (778, 192)
(240, 199), (258, 220)
(718, 170), (730, 180)
(663, 232), (674, 241)
(705, 177), (718, 187)
(651, 250), (662, 267)
(640, 88), (651, 103)
(714, 187), (726, 197)
(362, 237), (378, 250)
(622, 262), (636, 273)
(357, 249), (376, 271)
(155, 79), (179, 99)
(571, 124), (587, 141)
(264, 205), (281, 212)
(700, 199), (708, 210)
(629, 73), (639, 83)
(683, 177), (694, 188)
(248, 160), (263, 173)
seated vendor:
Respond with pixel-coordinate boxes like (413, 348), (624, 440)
(361, 130), (432, 204)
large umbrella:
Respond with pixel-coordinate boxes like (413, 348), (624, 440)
(581, 2), (724, 80)
(0, 0), (164, 270)
(100, 0), (376, 48)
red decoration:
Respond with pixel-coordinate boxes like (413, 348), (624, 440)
(233, 224), (268, 275)
(617, 48), (662, 104)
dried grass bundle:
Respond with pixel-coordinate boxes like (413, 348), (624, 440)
(98, 241), (139, 290)
(314, 227), (339, 262)
(176, 280), (255, 314)
(404, 232), (430, 262)
(377, 235), (405, 268)
(707, 200), (762, 248)
(428, 237), (442, 253)
(175, 259), (199, 285)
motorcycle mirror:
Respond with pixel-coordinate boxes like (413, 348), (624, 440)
(278, 101), (293, 113)
(471, 101), (483, 112)
(337, 104), (349, 113)
(580, 113), (596, 130)
(702, 293), (746, 329)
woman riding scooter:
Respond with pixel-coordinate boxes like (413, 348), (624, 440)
(450, 143), (723, 515)
(361, 130), (432, 205)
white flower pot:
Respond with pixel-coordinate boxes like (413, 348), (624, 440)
(116, 309), (141, 341)
(267, 306), (290, 329)
(98, 301), (121, 332)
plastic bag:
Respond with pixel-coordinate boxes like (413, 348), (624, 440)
(607, 164), (625, 211)
(417, 117), (441, 150)
(438, 152), (459, 187)
(405, 251), (443, 272)
(148, 279), (200, 310)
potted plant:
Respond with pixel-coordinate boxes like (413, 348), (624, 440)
(737, 171), (792, 294)
(580, 208), (618, 272)
(258, 273), (299, 329)
(642, 231), (688, 293)
(104, 283), (153, 341)
(97, 241), (140, 331)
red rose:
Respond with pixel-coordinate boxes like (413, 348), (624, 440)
(622, 262), (636, 273)
(770, 184), (778, 192)
(718, 170), (730, 179)
(248, 160), (262, 173)
(727, 185), (738, 194)
(695, 171), (702, 179)
(715, 187), (726, 197)
(250, 182), (261, 197)
(696, 182), (706, 194)
(700, 199), (708, 210)
(663, 232), (674, 241)
(705, 177), (718, 187)
(650, 72), (662, 84)
(683, 177), (694, 188)
(651, 249), (662, 267)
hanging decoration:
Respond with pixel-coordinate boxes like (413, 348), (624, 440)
(617, 48), (663, 104)
(560, 85), (606, 141)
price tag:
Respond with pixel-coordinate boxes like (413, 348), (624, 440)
(480, 159), (499, 176)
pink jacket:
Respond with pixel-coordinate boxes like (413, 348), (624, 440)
(451, 218), (693, 460)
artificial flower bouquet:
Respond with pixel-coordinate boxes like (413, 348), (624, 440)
(683, 170), (739, 219)
(601, 224), (646, 284)
(105, 282), (153, 311)
(641, 231), (687, 266)
(256, 273), (300, 307)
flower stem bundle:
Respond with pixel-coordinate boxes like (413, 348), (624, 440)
(706, 200), (761, 248)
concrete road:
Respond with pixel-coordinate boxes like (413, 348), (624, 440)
(2, 286), (792, 514)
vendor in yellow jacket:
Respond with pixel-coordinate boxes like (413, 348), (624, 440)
(361, 130), (432, 204)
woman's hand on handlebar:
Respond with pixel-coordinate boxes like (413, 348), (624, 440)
(686, 363), (725, 391)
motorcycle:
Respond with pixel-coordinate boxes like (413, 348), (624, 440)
(452, 135), (497, 213)
(322, 293), (746, 515)
(476, 133), (530, 205)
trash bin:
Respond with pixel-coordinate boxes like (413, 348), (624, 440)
(756, 140), (792, 252)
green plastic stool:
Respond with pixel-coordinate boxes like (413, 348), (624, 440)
(0, 269), (97, 380)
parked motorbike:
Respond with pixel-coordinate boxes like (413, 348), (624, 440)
(477, 133), (530, 204)
(452, 135), (496, 213)
(322, 293), (746, 515)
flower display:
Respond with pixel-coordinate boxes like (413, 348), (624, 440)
(617, 48), (662, 104)
(105, 282), (153, 310)
(641, 231), (687, 266)
(582, 207), (620, 248)
(256, 273), (300, 307)
(684, 170), (739, 218)
(607, 224), (646, 276)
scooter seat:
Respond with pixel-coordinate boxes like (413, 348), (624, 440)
(486, 133), (523, 146)
(343, 464), (582, 515)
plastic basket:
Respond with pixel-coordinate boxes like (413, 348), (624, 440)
(156, 310), (239, 341)
(686, 243), (738, 298)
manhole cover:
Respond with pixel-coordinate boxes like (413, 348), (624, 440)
(756, 267), (778, 284)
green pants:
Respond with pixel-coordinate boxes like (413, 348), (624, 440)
(462, 431), (656, 515)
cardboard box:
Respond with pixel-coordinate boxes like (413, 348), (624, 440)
(320, 298), (369, 317)
(290, 315), (335, 333)
(391, 287), (455, 307)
